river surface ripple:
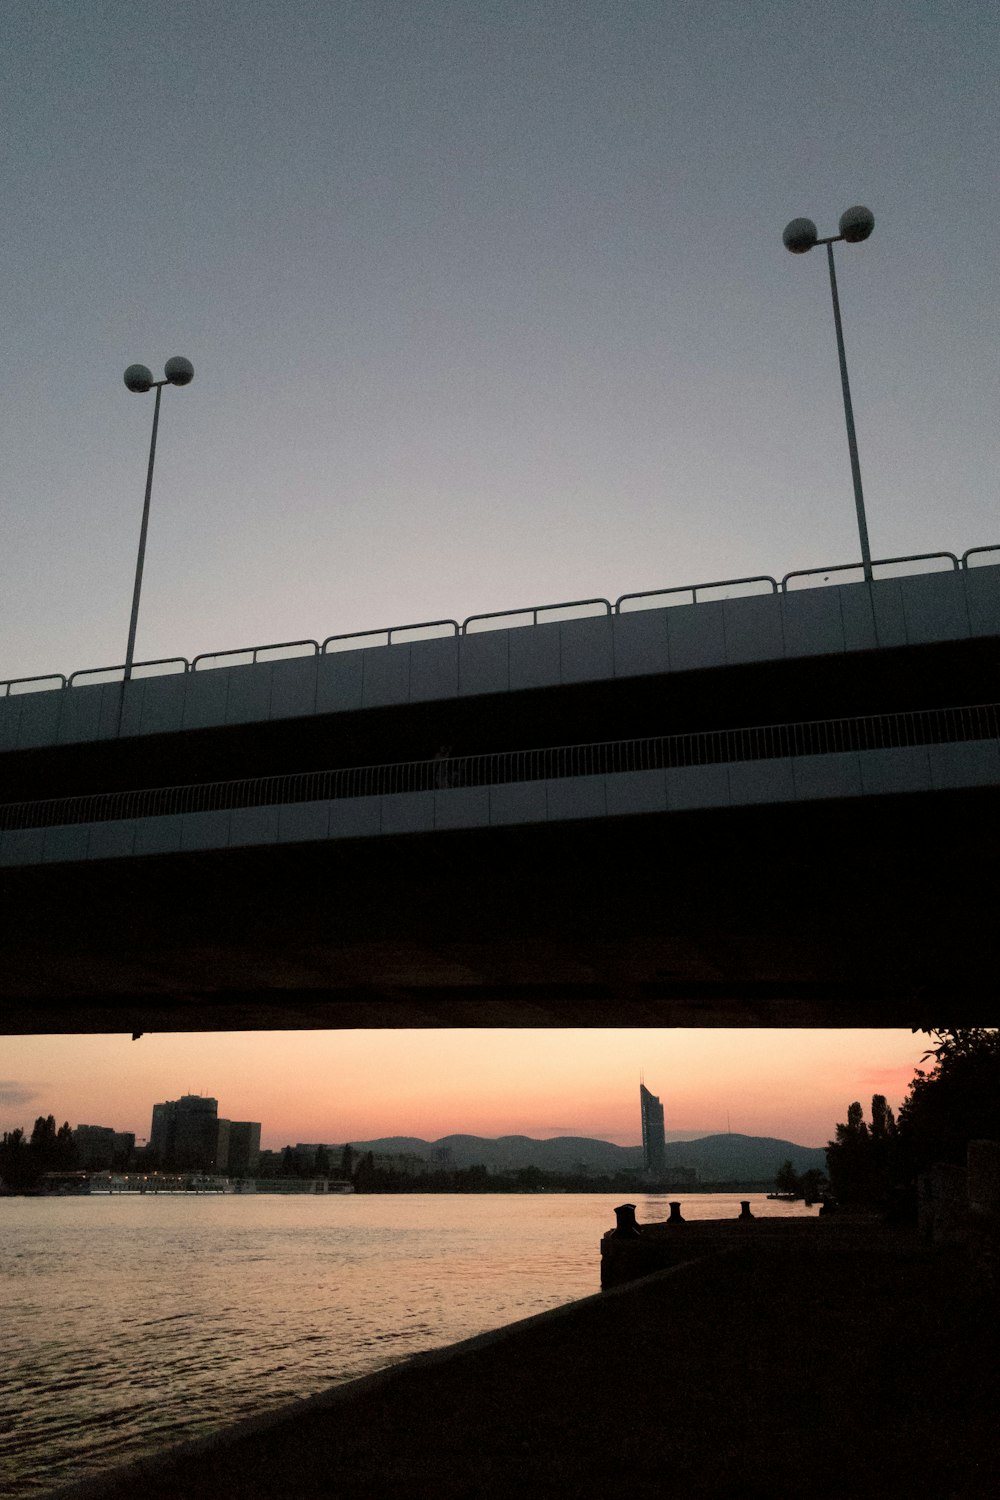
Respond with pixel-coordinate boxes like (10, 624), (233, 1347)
(1, 1192), (816, 1496)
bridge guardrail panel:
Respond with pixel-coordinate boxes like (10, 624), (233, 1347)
(728, 758), (797, 806)
(1, 702), (998, 841)
(5, 547), (999, 721)
(2, 673), (67, 697)
(223, 662), (274, 726)
(560, 614), (614, 684)
(927, 738), (1000, 791)
(134, 813), (184, 858)
(457, 630), (510, 697)
(837, 584), (879, 653)
(136, 674), (187, 737)
(387, 619), (460, 645)
(192, 639), (318, 672)
(55, 682), (108, 747)
(269, 656), (319, 720)
(408, 635), (460, 704)
(327, 795), (382, 840)
(665, 597), (727, 673)
(781, 552), (959, 590)
(68, 658), (190, 686)
(463, 598), (610, 634)
(116, 680), (145, 738)
(605, 767), (668, 818)
(229, 804), (281, 847)
(611, 610), (671, 679)
(896, 570), (971, 645)
(721, 592), (785, 666)
(181, 669), (229, 732)
(360, 641), (411, 709)
(545, 773), (607, 823)
(0, 696), (21, 753)
(867, 579), (909, 650)
(962, 546), (1000, 568)
(509, 618), (562, 692)
(790, 750), (864, 803)
(777, 586), (846, 658)
(962, 564), (1000, 638)
(434, 784), (490, 830)
(13, 690), (63, 750)
(380, 790), (436, 837)
(43, 824), (90, 864)
(316, 650), (365, 713)
(664, 761), (731, 811)
(858, 745), (933, 797)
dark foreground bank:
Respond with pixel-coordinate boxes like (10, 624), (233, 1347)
(49, 1229), (998, 1500)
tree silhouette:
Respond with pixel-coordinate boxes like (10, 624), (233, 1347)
(0, 1128), (36, 1191)
(899, 1029), (1000, 1174)
(774, 1160), (800, 1196)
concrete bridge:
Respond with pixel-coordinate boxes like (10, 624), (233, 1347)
(3, 555), (998, 1033)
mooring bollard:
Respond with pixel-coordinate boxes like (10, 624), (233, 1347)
(668, 1201), (684, 1223)
(613, 1203), (641, 1237)
(739, 1201), (754, 1220)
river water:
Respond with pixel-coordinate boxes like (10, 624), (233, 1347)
(1, 1192), (816, 1496)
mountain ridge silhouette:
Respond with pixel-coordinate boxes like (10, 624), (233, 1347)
(334, 1131), (826, 1178)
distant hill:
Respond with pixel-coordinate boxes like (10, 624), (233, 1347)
(342, 1132), (825, 1181)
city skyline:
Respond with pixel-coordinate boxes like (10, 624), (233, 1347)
(1, 1027), (930, 1152)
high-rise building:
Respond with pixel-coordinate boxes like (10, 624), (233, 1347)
(149, 1100), (176, 1161)
(227, 1122), (261, 1175)
(214, 1118), (231, 1174)
(149, 1095), (219, 1170)
(74, 1125), (116, 1170)
(640, 1083), (666, 1175)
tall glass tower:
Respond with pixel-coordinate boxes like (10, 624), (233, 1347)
(640, 1083), (666, 1175)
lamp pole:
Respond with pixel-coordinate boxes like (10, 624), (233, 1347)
(782, 206), (875, 582)
(122, 356), (194, 680)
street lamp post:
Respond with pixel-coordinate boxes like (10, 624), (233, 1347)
(122, 356), (194, 680)
(782, 205), (875, 581)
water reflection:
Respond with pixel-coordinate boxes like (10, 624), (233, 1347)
(1, 1193), (815, 1495)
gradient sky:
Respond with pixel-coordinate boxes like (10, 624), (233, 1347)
(0, 1028), (931, 1152)
(1, 7), (993, 1151)
(2, 0), (997, 684)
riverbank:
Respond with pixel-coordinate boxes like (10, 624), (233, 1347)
(49, 1225), (998, 1500)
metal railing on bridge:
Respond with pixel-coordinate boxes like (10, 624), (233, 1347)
(3, 544), (998, 701)
(2, 702), (996, 834)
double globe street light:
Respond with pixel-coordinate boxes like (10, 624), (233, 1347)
(783, 205), (875, 581)
(122, 356), (195, 681)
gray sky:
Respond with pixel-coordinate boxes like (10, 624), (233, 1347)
(3, 0), (997, 683)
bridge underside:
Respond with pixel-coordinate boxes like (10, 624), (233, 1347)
(3, 788), (997, 1033)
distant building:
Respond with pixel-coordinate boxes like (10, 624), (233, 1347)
(640, 1083), (666, 1175)
(227, 1122), (261, 1175)
(149, 1101), (175, 1161)
(74, 1125), (116, 1170)
(294, 1143), (338, 1168)
(149, 1095), (220, 1170)
(74, 1126), (135, 1170)
(214, 1118), (231, 1174)
(114, 1131), (136, 1166)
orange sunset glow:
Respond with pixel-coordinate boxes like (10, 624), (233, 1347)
(1, 1028), (930, 1151)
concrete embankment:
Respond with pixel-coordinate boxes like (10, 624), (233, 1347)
(50, 1228), (998, 1500)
